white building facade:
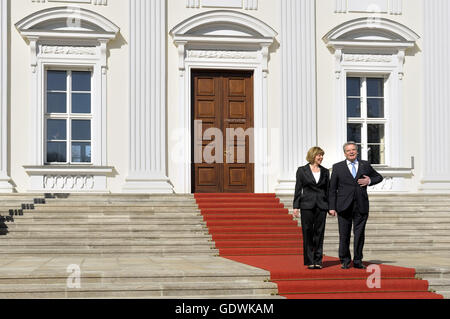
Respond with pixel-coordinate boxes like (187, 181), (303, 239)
(0, 0), (449, 194)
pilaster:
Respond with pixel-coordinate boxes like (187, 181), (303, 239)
(420, 0), (450, 193)
(0, 0), (14, 192)
(124, 0), (173, 193)
(275, 0), (317, 194)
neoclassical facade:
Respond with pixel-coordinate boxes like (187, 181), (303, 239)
(0, 0), (449, 194)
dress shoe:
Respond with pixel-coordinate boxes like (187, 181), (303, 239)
(353, 263), (366, 269)
(307, 265), (315, 270)
(314, 264), (323, 270)
(341, 264), (351, 269)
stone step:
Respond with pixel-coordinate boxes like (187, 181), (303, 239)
(323, 244), (450, 252)
(0, 247), (218, 256)
(9, 214), (450, 223)
(323, 237), (450, 244)
(0, 281), (278, 299)
(42, 194), (195, 200)
(285, 206), (450, 212)
(278, 194), (450, 199)
(1, 225), (208, 232)
(6, 218), (206, 225)
(8, 211), (202, 218)
(323, 231), (450, 238)
(38, 202), (199, 207)
(30, 206), (200, 212)
(323, 223), (450, 230)
(416, 268), (450, 279)
(0, 271), (270, 285)
(0, 229), (211, 241)
(13, 211), (450, 219)
(0, 238), (213, 246)
(426, 279), (450, 290)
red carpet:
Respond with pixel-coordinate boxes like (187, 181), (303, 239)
(195, 193), (443, 299)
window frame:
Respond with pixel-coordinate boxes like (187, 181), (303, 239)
(44, 68), (93, 165)
(346, 75), (389, 165)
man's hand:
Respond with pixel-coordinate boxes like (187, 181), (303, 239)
(328, 210), (337, 217)
(358, 175), (371, 187)
(293, 209), (300, 218)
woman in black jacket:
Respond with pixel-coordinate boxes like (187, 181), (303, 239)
(293, 147), (330, 269)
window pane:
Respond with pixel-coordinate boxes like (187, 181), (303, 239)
(72, 142), (92, 163)
(72, 93), (91, 114)
(367, 98), (385, 118)
(347, 77), (361, 97)
(72, 71), (91, 92)
(367, 78), (384, 97)
(368, 144), (385, 165)
(47, 71), (67, 91)
(347, 98), (361, 117)
(368, 124), (385, 144)
(47, 142), (67, 163)
(347, 123), (362, 143)
(72, 120), (91, 141)
(47, 119), (67, 140)
(47, 93), (67, 113)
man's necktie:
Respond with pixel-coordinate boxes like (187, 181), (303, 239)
(351, 162), (357, 178)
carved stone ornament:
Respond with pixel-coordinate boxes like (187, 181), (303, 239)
(40, 45), (97, 56)
(44, 175), (95, 190)
(186, 50), (258, 60)
(343, 54), (393, 63)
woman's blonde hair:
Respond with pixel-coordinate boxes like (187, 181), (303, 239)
(306, 147), (325, 164)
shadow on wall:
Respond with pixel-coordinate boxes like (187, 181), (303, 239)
(0, 216), (8, 235)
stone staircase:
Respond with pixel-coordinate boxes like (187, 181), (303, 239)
(279, 194), (450, 299)
(2, 193), (449, 299)
(0, 194), (278, 299)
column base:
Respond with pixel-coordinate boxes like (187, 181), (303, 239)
(123, 176), (174, 194)
(0, 178), (15, 193)
(274, 179), (296, 195)
(418, 178), (450, 193)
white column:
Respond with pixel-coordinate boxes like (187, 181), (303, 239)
(124, 0), (173, 193)
(420, 0), (450, 193)
(275, 0), (317, 194)
(0, 0), (13, 192)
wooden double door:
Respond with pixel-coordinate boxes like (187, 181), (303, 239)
(192, 70), (254, 193)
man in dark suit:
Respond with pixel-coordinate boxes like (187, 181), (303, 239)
(328, 142), (383, 269)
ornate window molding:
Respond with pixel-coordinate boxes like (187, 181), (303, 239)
(170, 10), (277, 193)
(32, 0), (108, 5)
(323, 18), (419, 192)
(335, 0), (402, 15)
(16, 7), (119, 192)
(186, 0), (258, 10)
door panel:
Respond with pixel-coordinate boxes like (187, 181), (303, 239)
(192, 70), (254, 193)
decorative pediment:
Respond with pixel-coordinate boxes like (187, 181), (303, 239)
(170, 10), (277, 74)
(16, 6), (119, 40)
(170, 10), (277, 45)
(323, 17), (419, 49)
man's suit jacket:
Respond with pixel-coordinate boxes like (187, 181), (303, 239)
(328, 160), (383, 214)
(293, 164), (330, 211)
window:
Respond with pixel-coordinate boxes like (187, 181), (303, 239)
(45, 70), (92, 164)
(346, 76), (386, 165)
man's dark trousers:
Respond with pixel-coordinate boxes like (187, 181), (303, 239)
(337, 200), (369, 266)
